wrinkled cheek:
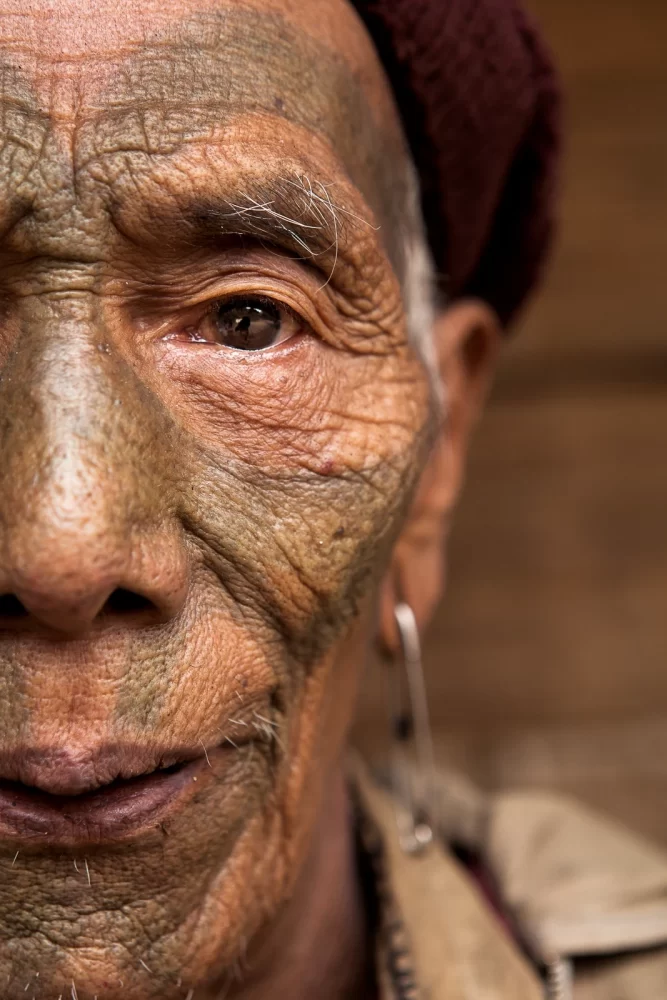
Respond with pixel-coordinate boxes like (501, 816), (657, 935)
(183, 455), (416, 669)
(172, 452), (419, 801)
(115, 591), (281, 747)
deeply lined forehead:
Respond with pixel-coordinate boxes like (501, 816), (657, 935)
(0, 2), (413, 277)
(104, 7), (411, 273)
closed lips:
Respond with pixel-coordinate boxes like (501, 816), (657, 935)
(0, 741), (248, 848)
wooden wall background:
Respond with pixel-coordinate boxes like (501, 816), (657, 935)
(355, 0), (667, 845)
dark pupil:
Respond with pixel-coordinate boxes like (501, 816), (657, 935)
(215, 300), (281, 351)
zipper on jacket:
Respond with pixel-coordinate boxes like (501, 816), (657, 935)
(546, 957), (573, 1000)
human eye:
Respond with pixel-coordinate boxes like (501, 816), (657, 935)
(195, 295), (306, 352)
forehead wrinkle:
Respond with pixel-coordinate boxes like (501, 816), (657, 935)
(81, 6), (411, 279)
(0, 61), (50, 165)
(0, 4), (412, 280)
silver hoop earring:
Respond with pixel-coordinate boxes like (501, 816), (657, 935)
(387, 602), (437, 855)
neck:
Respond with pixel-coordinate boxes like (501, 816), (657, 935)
(222, 767), (374, 1000)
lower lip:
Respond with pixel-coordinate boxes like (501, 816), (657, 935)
(0, 752), (231, 849)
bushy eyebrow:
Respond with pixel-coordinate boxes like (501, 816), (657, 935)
(174, 174), (377, 282)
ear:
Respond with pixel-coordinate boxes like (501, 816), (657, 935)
(379, 299), (502, 651)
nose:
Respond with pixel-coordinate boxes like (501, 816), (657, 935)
(0, 526), (188, 634)
(0, 300), (189, 636)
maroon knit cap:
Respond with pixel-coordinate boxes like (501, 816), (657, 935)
(352, 0), (561, 325)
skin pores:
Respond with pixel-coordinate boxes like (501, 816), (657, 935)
(0, 1), (437, 997)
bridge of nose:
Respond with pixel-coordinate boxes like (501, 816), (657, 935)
(0, 290), (189, 632)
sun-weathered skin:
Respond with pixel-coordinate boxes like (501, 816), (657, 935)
(0, 2), (447, 997)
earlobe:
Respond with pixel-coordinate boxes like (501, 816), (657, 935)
(379, 299), (501, 652)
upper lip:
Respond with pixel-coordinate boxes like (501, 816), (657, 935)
(0, 743), (209, 797)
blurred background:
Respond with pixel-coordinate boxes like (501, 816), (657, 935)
(356, 0), (667, 845)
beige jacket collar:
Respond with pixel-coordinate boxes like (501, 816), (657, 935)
(352, 760), (543, 1000)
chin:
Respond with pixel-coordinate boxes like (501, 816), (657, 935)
(0, 741), (293, 1000)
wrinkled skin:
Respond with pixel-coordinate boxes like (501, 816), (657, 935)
(0, 1), (499, 998)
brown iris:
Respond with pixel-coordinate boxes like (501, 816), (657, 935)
(212, 297), (292, 351)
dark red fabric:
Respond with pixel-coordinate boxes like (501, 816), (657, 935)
(351, 0), (562, 325)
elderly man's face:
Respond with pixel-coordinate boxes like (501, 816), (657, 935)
(0, 0), (487, 996)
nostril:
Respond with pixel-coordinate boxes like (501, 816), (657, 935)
(102, 588), (157, 617)
(0, 594), (28, 619)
